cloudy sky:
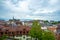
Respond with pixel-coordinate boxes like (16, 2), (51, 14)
(0, 0), (60, 21)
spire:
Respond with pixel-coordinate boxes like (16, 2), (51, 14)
(13, 16), (14, 20)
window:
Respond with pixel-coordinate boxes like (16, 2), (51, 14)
(0, 32), (3, 35)
(8, 32), (11, 34)
(0, 28), (1, 30)
(12, 32), (14, 34)
(17, 31), (19, 33)
(26, 31), (29, 35)
(20, 31), (22, 34)
(5, 32), (7, 34)
(23, 31), (25, 34)
(27, 31), (28, 34)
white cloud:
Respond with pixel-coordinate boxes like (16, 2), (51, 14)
(22, 15), (47, 20)
(2, 0), (59, 13)
(17, 1), (29, 11)
(0, 0), (60, 21)
(2, 0), (31, 13)
(49, 0), (58, 5)
(33, 8), (56, 14)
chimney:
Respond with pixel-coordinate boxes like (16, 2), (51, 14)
(22, 22), (25, 25)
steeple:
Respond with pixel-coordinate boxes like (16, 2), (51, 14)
(12, 16), (16, 22)
(13, 16), (14, 20)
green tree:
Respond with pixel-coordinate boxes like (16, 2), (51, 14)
(44, 20), (49, 23)
(51, 21), (58, 24)
(29, 20), (42, 40)
(29, 20), (55, 40)
(42, 30), (55, 40)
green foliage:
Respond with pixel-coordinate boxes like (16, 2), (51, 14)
(44, 20), (49, 23)
(51, 21), (59, 24)
(42, 30), (55, 40)
(29, 20), (55, 40)
(0, 35), (8, 40)
(29, 20), (42, 39)
(51, 21), (60, 24)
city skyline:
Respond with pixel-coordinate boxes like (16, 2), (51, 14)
(0, 0), (60, 21)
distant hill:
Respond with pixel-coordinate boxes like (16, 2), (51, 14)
(0, 18), (5, 21)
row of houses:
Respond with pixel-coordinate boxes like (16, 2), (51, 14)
(0, 18), (60, 40)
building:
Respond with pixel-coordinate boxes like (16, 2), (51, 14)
(47, 24), (60, 40)
(0, 25), (31, 40)
(0, 18), (60, 40)
(0, 19), (48, 40)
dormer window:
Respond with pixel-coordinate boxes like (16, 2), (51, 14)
(23, 28), (25, 31)
(6, 29), (8, 31)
